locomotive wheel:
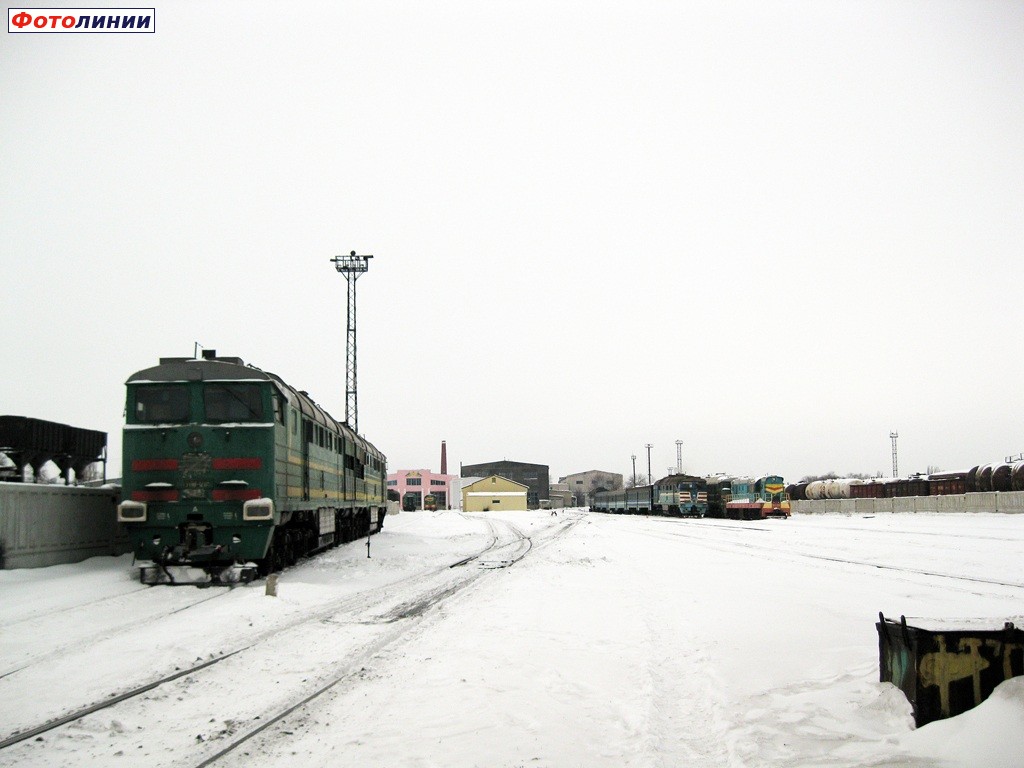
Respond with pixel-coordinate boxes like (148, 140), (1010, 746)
(257, 554), (272, 577)
(258, 542), (283, 576)
(286, 530), (299, 565)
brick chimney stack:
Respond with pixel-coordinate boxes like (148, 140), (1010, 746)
(440, 440), (447, 475)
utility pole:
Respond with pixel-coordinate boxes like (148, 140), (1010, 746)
(645, 443), (653, 484)
(330, 251), (373, 433)
(631, 454), (636, 486)
(890, 431), (899, 478)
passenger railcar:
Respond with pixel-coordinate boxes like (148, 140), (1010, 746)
(591, 485), (654, 514)
(116, 354), (387, 584)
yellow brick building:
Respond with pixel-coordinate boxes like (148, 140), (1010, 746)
(461, 475), (529, 512)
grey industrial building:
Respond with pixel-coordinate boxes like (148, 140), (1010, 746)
(558, 470), (623, 508)
(460, 460), (549, 509)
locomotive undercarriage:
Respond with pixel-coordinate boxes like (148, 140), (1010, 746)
(137, 508), (380, 585)
(139, 520), (258, 585)
(257, 508), (377, 577)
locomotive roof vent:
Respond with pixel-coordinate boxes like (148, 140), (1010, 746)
(198, 351), (244, 365)
(157, 352), (245, 366)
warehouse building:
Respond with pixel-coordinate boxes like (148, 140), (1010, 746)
(547, 483), (574, 508)
(558, 470), (623, 508)
(461, 475), (529, 512)
(460, 460), (548, 509)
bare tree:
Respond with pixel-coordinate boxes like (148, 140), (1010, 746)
(626, 473), (652, 488)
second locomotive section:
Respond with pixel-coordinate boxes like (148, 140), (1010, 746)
(117, 354), (387, 583)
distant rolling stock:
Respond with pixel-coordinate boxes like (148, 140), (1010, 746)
(592, 473), (789, 520)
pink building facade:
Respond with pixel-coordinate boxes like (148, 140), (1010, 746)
(387, 469), (458, 511)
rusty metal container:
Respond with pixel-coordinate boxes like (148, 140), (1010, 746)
(877, 613), (1024, 727)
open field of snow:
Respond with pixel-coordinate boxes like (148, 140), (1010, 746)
(2, 509), (1023, 767)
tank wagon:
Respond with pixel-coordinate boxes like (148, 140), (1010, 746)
(116, 354), (387, 584)
(786, 462), (1024, 502)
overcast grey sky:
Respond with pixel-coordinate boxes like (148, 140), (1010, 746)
(2, 1), (1023, 484)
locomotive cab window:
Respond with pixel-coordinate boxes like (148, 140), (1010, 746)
(134, 384), (189, 423)
(204, 383), (265, 423)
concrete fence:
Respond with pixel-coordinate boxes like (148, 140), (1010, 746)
(0, 481), (129, 569)
(792, 491), (1024, 515)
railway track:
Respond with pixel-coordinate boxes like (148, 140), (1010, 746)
(0, 588), (230, 681)
(191, 515), (571, 767)
(767, 517), (1024, 544)
(0, 512), (578, 765)
(619, 515), (1024, 593)
(0, 650), (249, 750)
(1, 583), (152, 630)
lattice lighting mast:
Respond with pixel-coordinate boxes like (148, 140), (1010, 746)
(676, 440), (683, 474)
(890, 431), (899, 478)
(330, 250), (373, 433)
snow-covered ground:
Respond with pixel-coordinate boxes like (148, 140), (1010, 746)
(1, 509), (1023, 767)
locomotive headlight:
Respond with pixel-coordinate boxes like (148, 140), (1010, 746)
(232, 535), (241, 544)
(118, 500), (147, 522)
(152, 535), (161, 546)
(242, 498), (274, 520)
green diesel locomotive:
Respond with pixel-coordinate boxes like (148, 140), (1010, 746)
(116, 353), (387, 584)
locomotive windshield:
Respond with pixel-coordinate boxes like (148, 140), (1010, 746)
(204, 383), (265, 423)
(134, 384), (190, 423)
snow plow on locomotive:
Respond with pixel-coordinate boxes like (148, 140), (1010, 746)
(116, 353), (387, 585)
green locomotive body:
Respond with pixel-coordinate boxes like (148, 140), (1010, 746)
(117, 354), (386, 584)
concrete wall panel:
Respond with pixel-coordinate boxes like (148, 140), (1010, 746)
(0, 482), (127, 569)
(791, 491), (1024, 515)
